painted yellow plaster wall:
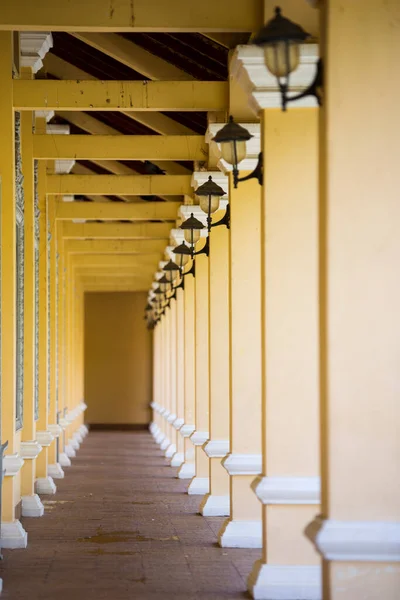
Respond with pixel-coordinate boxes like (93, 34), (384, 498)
(84, 292), (152, 425)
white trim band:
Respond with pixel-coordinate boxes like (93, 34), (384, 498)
(4, 454), (24, 477)
(173, 417), (184, 430)
(20, 441), (42, 460)
(180, 424), (195, 438)
(203, 439), (229, 458)
(36, 430), (55, 447)
(48, 423), (63, 438)
(306, 515), (400, 562)
(222, 453), (262, 476)
(252, 476), (320, 505)
(190, 430), (209, 446)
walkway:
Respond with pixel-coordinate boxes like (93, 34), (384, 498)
(0, 432), (260, 599)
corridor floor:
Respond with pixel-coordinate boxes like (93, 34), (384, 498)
(0, 431), (260, 599)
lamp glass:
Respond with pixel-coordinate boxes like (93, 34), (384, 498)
(184, 228), (201, 245)
(264, 41), (299, 78)
(220, 140), (247, 166)
(197, 194), (220, 215)
(177, 253), (190, 268)
(159, 280), (168, 292)
(165, 270), (175, 283)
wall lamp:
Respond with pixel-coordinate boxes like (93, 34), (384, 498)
(252, 6), (323, 111)
(212, 117), (263, 189)
(195, 176), (230, 232)
(179, 213), (209, 258)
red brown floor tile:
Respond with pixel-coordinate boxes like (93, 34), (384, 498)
(0, 431), (261, 599)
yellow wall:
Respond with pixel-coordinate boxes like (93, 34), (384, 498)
(84, 292), (152, 425)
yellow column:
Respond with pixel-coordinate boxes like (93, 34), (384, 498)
(177, 270), (196, 479)
(20, 71), (44, 518)
(58, 231), (73, 467)
(46, 194), (64, 477)
(170, 286), (185, 467)
(188, 253), (210, 495)
(150, 322), (161, 440)
(35, 118), (56, 496)
(201, 223), (230, 516)
(219, 176), (262, 548)
(160, 304), (171, 452)
(154, 316), (166, 445)
(305, 2), (400, 599)
(0, 33), (28, 547)
(165, 296), (178, 459)
(248, 108), (321, 599)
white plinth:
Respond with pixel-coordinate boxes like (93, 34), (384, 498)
(22, 494), (45, 518)
(248, 562), (322, 600)
(79, 424), (89, 437)
(35, 476), (57, 495)
(59, 452), (72, 467)
(170, 452), (184, 467)
(48, 463), (65, 479)
(74, 431), (84, 444)
(200, 494), (230, 517)
(155, 431), (165, 445)
(188, 477), (210, 496)
(1, 520), (28, 548)
(177, 462), (196, 479)
(165, 444), (176, 458)
(219, 519), (262, 548)
(160, 437), (170, 451)
(65, 444), (76, 458)
(70, 437), (80, 450)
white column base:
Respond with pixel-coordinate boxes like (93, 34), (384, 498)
(48, 463), (65, 479)
(188, 476), (210, 495)
(200, 494), (230, 517)
(155, 431), (165, 445)
(170, 452), (184, 467)
(74, 431), (84, 444)
(21, 494), (45, 518)
(59, 452), (72, 467)
(35, 476), (57, 495)
(219, 519), (262, 548)
(70, 437), (80, 450)
(177, 462), (196, 479)
(164, 444), (176, 458)
(160, 437), (170, 451)
(248, 562), (322, 600)
(149, 423), (158, 435)
(0, 520), (28, 548)
(79, 424), (89, 437)
(65, 444), (76, 458)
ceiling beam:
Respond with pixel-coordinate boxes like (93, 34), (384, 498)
(55, 200), (180, 221)
(43, 54), (195, 137)
(72, 254), (160, 267)
(0, 0), (261, 32)
(72, 33), (192, 80)
(70, 162), (125, 202)
(62, 222), (171, 239)
(65, 239), (167, 254)
(58, 111), (190, 176)
(47, 174), (192, 196)
(13, 80), (228, 111)
(34, 135), (207, 161)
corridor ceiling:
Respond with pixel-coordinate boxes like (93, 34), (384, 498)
(35, 30), (250, 287)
